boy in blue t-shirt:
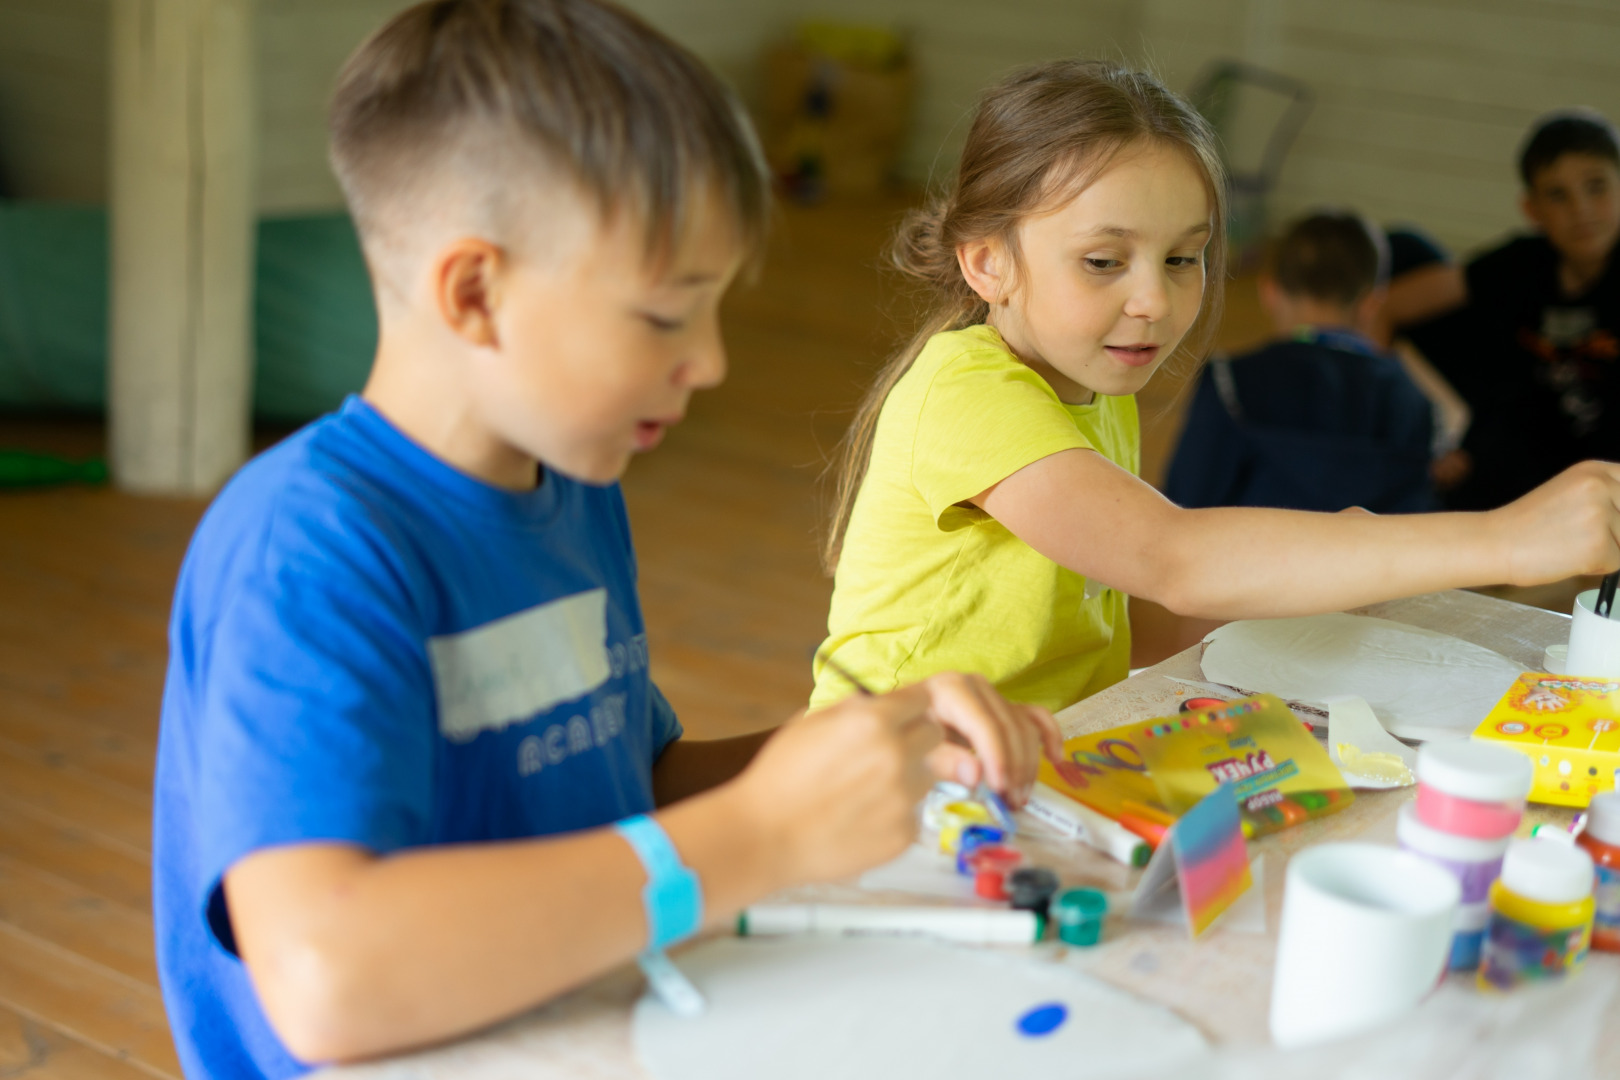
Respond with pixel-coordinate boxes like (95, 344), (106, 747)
(1165, 210), (1437, 513)
(152, 3), (1062, 1077)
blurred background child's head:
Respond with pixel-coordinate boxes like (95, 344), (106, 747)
(1260, 210), (1390, 337)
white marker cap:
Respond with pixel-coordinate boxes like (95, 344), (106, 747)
(1500, 838), (1593, 905)
(1420, 740), (1532, 803)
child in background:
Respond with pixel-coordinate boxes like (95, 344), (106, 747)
(153, 3), (1059, 1077)
(1164, 210), (1436, 514)
(810, 60), (1620, 717)
(1434, 110), (1620, 510)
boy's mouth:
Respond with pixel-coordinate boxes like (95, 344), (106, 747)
(1105, 343), (1161, 368)
(634, 417), (679, 450)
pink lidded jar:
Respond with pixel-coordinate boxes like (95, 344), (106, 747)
(1415, 741), (1532, 840)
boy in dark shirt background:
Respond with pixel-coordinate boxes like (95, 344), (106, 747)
(1165, 210), (1435, 513)
(1408, 110), (1620, 509)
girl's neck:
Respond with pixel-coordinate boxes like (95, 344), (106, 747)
(987, 310), (1096, 406)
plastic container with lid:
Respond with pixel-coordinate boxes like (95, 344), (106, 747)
(1577, 791), (1620, 952)
(1397, 803), (1508, 969)
(1477, 838), (1594, 990)
(1415, 741), (1532, 840)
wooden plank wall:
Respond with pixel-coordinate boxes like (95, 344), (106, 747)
(1140, 0), (1620, 255)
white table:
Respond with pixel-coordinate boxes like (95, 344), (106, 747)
(324, 590), (1619, 1079)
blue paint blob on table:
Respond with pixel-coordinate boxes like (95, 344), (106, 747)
(1015, 1002), (1068, 1037)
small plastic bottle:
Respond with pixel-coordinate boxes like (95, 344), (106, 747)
(1577, 792), (1620, 952)
(1477, 838), (1594, 990)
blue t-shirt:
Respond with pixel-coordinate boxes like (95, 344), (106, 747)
(152, 396), (681, 1079)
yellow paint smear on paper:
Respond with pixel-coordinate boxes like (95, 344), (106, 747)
(1335, 743), (1414, 786)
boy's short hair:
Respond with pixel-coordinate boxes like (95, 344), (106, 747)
(1271, 210), (1389, 307)
(329, 0), (769, 277)
(1518, 109), (1620, 187)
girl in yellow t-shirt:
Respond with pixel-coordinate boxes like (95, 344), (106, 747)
(812, 59), (1620, 716)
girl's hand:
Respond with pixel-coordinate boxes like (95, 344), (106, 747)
(728, 675), (1063, 889)
(1489, 460), (1620, 585)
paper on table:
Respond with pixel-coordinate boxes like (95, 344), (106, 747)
(633, 937), (1207, 1080)
(1326, 696), (1417, 790)
(1200, 614), (1523, 742)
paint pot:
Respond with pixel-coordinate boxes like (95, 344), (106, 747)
(1007, 867), (1060, 918)
(1478, 838), (1594, 990)
(937, 801), (994, 855)
(921, 782), (972, 832)
(1578, 792), (1620, 952)
(1568, 588), (1620, 679)
(1269, 843), (1459, 1048)
(967, 845), (1023, 901)
(1053, 888), (1107, 947)
(1414, 741), (1531, 839)
(1396, 803), (1509, 970)
(955, 825), (1005, 875)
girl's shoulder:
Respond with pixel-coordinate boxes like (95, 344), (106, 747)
(906, 324), (1051, 397)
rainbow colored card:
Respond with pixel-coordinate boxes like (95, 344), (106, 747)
(1130, 783), (1253, 938)
(1169, 783), (1253, 936)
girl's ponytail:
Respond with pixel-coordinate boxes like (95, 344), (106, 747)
(821, 60), (1227, 574)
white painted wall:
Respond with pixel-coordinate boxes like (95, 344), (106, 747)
(1, 0), (1618, 255)
(0, 0), (108, 202)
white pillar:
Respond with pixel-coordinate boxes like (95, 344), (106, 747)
(109, 0), (256, 494)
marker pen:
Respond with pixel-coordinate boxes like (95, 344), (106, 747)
(737, 903), (1044, 944)
(1027, 783), (1152, 867)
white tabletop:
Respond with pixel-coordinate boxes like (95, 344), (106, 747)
(322, 590), (1620, 1079)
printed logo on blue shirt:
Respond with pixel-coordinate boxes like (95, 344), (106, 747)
(428, 589), (613, 742)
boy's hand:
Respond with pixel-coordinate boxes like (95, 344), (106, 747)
(728, 674), (1063, 890)
(1490, 460), (1620, 585)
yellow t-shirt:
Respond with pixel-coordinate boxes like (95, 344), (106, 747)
(811, 324), (1137, 715)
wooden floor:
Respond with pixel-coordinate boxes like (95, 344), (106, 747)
(0, 194), (1586, 1077)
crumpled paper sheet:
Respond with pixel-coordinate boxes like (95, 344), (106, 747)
(1201, 614), (1525, 741)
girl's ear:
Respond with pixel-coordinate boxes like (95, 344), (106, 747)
(957, 237), (1012, 305)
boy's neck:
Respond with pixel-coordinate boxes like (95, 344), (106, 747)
(1558, 251), (1610, 297)
(362, 331), (542, 493)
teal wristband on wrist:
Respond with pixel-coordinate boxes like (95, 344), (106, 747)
(615, 814), (703, 950)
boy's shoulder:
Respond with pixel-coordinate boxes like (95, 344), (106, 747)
(1466, 233), (1560, 299)
(1227, 337), (1416, 396)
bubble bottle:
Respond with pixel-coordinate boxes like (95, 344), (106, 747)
(1576, 791), (1620, 952)
(1477, 838), (1594, 990)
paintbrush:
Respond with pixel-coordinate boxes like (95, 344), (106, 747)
(1599, 571), (1620, 619)
(819, 653), (1015, 832)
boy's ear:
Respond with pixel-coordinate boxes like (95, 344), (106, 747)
(1520, 189), (1547, 232)
(957, 238), (1012, 305)
(434, 238), (505, 348)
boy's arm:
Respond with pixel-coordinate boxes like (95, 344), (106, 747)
(976, 449), (1620, 620)
(225, 674), (1057, 1066)
(652, 728), (774, 804)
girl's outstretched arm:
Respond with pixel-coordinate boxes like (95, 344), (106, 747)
(976, 450), (1620, 620)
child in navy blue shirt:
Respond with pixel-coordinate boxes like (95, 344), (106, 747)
(151, 3), (1060, 1077)
(1165, 210), (1437, 513)
(1434, 111), (1620, 510)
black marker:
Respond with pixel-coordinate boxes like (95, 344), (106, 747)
(1598, 571), (1619, 619)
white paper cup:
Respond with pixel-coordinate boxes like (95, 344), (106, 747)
(1567, 588), (1620, 679)
(1269, 844), (1460, 1048)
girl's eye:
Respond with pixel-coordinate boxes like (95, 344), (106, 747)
(1084, 258), (1122, 272)
(641, 312), (686, 332)
(1167, 256), (1202, 268)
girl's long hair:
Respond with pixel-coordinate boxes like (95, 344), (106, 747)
(821, 60), (1228, 573)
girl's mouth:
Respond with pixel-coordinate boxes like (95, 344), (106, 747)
(1105, 344), (1161, 368)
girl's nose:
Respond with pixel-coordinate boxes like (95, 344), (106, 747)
(681, 330), (728, 390)
(1122, 269), (1171, 322)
